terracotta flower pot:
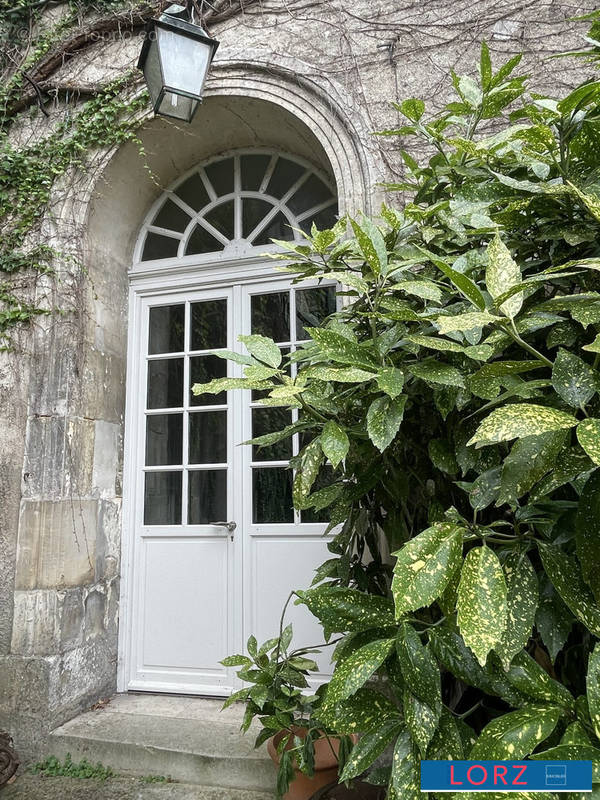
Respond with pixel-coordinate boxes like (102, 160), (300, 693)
(267, 727), (351, 800)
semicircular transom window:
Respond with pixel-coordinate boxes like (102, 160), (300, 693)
(139, 151), (338, 262)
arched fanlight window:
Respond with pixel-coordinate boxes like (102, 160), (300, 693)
(138, 150), (338, 262)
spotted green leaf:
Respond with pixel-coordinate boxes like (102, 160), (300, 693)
(530, 447), (595, 502)
(535, 593), (573, 662)
(396, 279), (443, 304)
(403, 687), (439, 757)
(457, 546), (507, 666)
(504, 650), (574, 709)
(578, 419), (600, 465)
(409, 360), (465, 388)
(320, 421), (349, 469)
(191, 377), (270, 395)
(316, 687), (400, 735)
(486, 232), (523, 318)
(292, 439), (323, 507)
(427, 709), (464, 760)
(367, 395), (406, 452)
(495, 553), (538, 670)
(300, 587), (395, 634)
(350, 217), (387, 277)
(576, 471), (600, 603)
(468, 466), (502, 511)
(308, 327), (378, 370)
(497, 431), (566, 507)
(396, 623), (441, 711)
(468, 360), (544, 399)
(552, 348), (600, 408)
(392, 523), (464, 617)
(398, 97), (425, 122)
(301, 366), (375, 382)
(406, 334), (465, 353)
(340, 717), (403, 782)
(588, 645), (600, 740)
(435, 310), (501, 335)
(470, 705), (561, 759)
(391, 728), (421, 800)
(238, 334), (282, 368)
(584, 334), (600, 353)
(539, 543), (600, 637)
(326, 638), (395, 706)
(428, 439), (458, 474)
(468, 403), (576, 448)
(433, 257), (486, 310)
(376, 367), (405, 398)
(429, 627), (528, 708)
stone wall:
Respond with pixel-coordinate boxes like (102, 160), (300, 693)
(0, 0), (596, 761)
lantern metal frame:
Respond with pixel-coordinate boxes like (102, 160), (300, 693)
(137, 6), (220, 123)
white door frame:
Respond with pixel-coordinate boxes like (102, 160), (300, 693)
(117, 258), (335, 693)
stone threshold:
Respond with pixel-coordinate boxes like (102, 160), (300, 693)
(47, 693), (276, 795)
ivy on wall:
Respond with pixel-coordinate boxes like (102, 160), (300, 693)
(0, 0), (255, 349)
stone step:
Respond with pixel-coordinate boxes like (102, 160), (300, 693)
(47, 693), (277, 794)
(3, 774), (277, 799)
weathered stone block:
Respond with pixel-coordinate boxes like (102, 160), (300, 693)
(84, 589), (106, 639)
(81, 349), (126, 424)
(15, 500), (97, 590)
(92, 420), (121, 498)
(10, 590), (60, 656)
(59, 588), (85, 650)
(95, 499), (121, 582)
(22, 416), (95, 499)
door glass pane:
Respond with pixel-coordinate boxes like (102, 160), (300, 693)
(190, 355), (226, 406)
(243, 198), (273, 239)
(142, 232), (180, 262)
(205, 158), (234, 196)
(299, 204), (338, 235)
(253, 468), (293, 523)
(189, 411), (227, 464)
(188, 470), (227, 524)
(253, 212), (293, 245)
(149, 304), (184, 354)
(252, 407), (292, 461)
(204, 200), (234, 240)
(266, 158), (304, 199)
(288, 174), (333, 215)
(296, 286), (336, 340)
(241, 154), (271, 191)
(146, 414), (183, 465)
(144, 471), (182, 524)
(154, 198), (191, 233)
(251, 292), (289, 342)
(175, 172), (210, 212)
(147, 358), (183, 409)
(185, 224), (224, 255)
(190, 299), (227, 350)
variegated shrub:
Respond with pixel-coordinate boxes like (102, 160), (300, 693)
(198, 29), (600, 800)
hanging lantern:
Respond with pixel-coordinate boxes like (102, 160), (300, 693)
(137, 3), (219, 123)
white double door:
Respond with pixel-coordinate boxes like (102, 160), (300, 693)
(124, 277), (336, 695)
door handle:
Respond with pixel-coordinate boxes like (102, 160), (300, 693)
(211, 521), (237, 540)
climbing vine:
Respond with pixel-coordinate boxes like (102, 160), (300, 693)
(0, 0), (256, 348)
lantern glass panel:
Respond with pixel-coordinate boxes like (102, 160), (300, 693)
(142, 36), (163, 108)
(157, 27), (212, 97)
(157, 91), (198, 121)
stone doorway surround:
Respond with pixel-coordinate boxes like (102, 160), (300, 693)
(0, 56), (379, 761)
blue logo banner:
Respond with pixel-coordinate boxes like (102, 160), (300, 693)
(420, 760), (593, 792)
